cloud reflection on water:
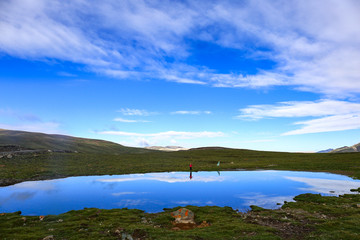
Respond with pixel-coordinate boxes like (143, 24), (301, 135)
(12, 181), (57, 191)
(284, 176), (360, 195)
(112, 192), (148, 196)
(2, 171), (360, 215)
(172, 200), (215, 206)
(116, 198), (162, 208)
(97, 172), (224, 183)
(235, 192), (295, 209)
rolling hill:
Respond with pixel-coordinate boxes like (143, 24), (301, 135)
(0, 129), (152, 154)
(331, 142), (360, 153)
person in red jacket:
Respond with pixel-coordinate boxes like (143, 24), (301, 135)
(189, 163), (192, 171)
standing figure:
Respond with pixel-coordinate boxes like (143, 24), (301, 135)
(189, 163), (193, 171)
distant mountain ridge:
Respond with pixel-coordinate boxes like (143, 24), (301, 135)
(331, 142), (360, 153)
(317, 148), (334, 153)
(0, 129), (152, 154)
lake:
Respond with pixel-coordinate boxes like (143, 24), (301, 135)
(1, 170), (360, 215)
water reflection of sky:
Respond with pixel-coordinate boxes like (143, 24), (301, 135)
(0, 171), (359, 215)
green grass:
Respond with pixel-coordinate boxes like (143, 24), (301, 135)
(0, 206), (278, 240)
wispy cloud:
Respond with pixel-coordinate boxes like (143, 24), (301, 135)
(171, 110), (212, 115)
(57, 72), (77, 77)
(237, 100), (360, 120)
(113, 117), (150, 123)
(283, 114), (360, 136)
(1, 1), (360, 96)
(117, 108), (155, 116)
(98, 130), (225, 139)
(237, 100), (360, 135)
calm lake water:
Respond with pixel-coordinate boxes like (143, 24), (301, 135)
(1, 170), (360, 215)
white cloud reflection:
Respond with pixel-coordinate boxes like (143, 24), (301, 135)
(97, 172), (224, 183)
(172, 200), (214, 206)
(285, 176), (360, 195)
(12, 181), (58, 191)
(235, 192), (294, 208)
(112, 192), (147, 196)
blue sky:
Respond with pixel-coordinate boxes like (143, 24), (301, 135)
(1, 0), (360, 152)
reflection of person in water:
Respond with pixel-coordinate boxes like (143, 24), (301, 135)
(189, 163), (193, 180)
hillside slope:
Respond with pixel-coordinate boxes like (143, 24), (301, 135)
(331, 142), (360, 153)
(0, 129), (151, 154)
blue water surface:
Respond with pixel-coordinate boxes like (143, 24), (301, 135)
(1, 170), (359, 215)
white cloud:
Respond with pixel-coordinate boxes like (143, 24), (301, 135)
(283, 114), (360, 135)
(113, 117), (149, 123)
(1, 0), (360, 96)
(240, 139), (275, 143)
(98, 130), (225, 139)
(117, 108), (154, 116)
(171, 110), (212, 115)
(237, 100), (360, 120)
(237, 99), (360, 135)
(0, 0), (108, 65)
